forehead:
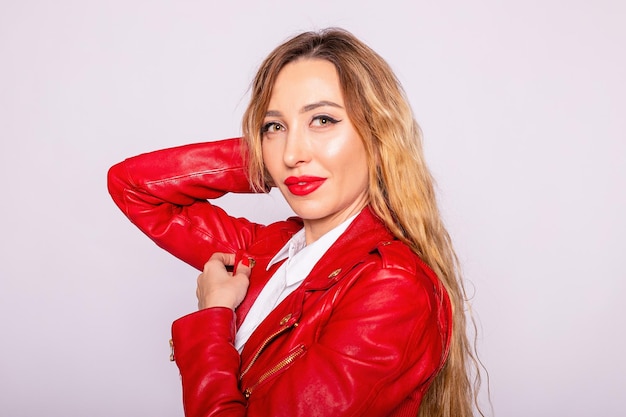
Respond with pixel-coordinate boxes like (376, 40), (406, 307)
(269, 58), (343, 104)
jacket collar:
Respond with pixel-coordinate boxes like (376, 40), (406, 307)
(301, 206), (395, 291)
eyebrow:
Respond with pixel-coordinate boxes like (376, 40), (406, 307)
(265, 100), (344, 117)
(301, 100), (343, 113)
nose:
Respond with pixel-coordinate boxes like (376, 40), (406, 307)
(283, 129), (310, 167)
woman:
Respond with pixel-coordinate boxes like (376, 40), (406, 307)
(108, 28), (481, 417)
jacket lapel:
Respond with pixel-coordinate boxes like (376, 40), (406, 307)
(302, 207), (394, 291)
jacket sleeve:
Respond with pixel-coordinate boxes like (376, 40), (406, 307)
(171, 262), (451, 417)
(107, 137), (261, 270)
(171, 308), (245, 417)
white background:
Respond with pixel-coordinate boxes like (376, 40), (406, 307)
(1, 1), (624, 416)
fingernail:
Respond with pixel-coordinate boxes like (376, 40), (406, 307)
(241, 257), (255, 268)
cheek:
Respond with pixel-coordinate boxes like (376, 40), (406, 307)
(346, 140), (370, 187)
(328, 133), (368, 173)
(351, 155), (370, 188)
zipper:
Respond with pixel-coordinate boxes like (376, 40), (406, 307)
(242, 344), (306, 399)
(240, 322), (297, 379)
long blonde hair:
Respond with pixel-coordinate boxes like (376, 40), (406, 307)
(242, 28), (484, 417)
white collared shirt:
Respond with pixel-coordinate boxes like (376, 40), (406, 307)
(234, 215), (357, 352)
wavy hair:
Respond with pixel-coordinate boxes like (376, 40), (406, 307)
(242, 28), (485, 417)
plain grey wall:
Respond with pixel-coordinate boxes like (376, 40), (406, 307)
(1, 1), (624, 416)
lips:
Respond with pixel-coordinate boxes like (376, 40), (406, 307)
(284, 176), (326, 196)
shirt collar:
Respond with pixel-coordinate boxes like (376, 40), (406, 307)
(266, 228), (306, 270)
(266, 213), (359, 272)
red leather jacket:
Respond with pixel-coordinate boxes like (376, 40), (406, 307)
(107, 138), (452, 417)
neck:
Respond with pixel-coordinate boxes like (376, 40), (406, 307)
(303, 207), (365, 245)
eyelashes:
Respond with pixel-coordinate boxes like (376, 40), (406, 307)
(261, 122), (283, 134)
(311, 115), (341, 126)
(261, 115), (342, 135)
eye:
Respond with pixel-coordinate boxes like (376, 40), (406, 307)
(311, 115), (340, 127)
(261, 122), (284, 134)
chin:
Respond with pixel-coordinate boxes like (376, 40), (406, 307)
(287, 206), (326, 221)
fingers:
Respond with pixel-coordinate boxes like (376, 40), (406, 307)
(203, 252), (254, 277)
(196, 253), (254, 310)
(234, 257), (254, 277)
(204, 252), (236, 271)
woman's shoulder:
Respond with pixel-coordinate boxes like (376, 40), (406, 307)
(370, 240), (448, 303)
(262, 215), (304, 235)
(376, 240), (433, 276)
(247, 216), (304, 251)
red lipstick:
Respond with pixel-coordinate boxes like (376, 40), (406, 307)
(284, 176), (326, 196)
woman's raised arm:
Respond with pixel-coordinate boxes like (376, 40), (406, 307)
(107, 137), (261, 270)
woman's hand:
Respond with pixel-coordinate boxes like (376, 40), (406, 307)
(196, 252), (252, 310)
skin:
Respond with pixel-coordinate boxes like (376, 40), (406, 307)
(198, 58), (370, 310)
(196, 253), (251, 310)
(262, 58), (369, 244)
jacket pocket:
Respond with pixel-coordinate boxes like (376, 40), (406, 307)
(242, 344), (306, 399)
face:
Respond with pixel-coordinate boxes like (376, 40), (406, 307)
(261, 58), (369, 244)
